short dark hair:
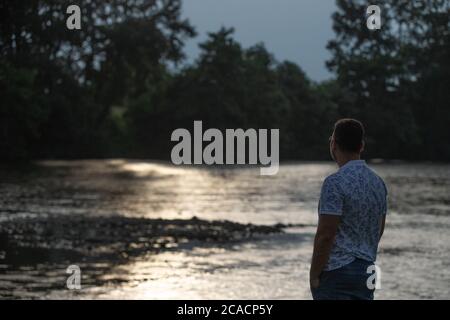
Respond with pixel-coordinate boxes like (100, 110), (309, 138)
(333, 119), (365, 153)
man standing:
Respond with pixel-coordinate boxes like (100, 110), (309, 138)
(310, 119), (387, 300)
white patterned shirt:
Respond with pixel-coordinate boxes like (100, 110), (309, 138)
(318, 160), (387, 271)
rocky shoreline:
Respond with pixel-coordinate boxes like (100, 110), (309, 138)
(0, 215), (286, 264)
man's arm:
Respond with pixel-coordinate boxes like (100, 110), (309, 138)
(379, 214), (386, 240)
(310, 215), (340, 287)
(379, 180), (387, 240)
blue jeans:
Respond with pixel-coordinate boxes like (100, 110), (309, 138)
(311, 258), (375, 300)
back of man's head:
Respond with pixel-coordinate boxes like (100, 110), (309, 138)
(333, 119), (365, 153)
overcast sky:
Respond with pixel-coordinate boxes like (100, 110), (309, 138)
(181, 0), (337, 82)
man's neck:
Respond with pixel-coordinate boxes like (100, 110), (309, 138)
(336, 154), (361, 168)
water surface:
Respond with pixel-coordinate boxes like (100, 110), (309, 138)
(0, 160), (449, 299)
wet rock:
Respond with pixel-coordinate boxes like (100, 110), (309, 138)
(0, 215), (284, 263)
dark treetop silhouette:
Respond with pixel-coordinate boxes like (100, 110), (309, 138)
(1, 0), (449, 162)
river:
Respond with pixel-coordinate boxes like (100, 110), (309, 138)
(0, 160), (449, 299)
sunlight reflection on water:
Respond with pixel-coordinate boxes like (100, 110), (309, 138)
(0, 160), (449, 299)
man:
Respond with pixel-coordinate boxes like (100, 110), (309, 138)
(310, 119), (387, 300)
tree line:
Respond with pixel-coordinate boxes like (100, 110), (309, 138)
(1, 0), (449, 162)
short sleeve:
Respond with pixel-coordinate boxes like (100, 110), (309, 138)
(318, 176), (343, 216)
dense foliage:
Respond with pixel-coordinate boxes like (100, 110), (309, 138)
(1, 0), (449, 161)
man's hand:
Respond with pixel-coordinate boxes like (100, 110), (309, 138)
(309, 214), (340, 291)
(310, 275), (320, 290)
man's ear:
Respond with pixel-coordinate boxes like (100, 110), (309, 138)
(330, 136), (336, 150)
(360, 140), (365, 153)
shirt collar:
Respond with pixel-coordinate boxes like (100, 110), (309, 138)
(339, 159), (366, 171)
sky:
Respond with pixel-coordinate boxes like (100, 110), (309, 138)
(181, 0), (337, 82)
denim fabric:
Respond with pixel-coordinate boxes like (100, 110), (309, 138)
(311, 258), (375, 300)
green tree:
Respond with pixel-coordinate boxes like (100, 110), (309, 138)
(0, 0), (195, 159)
(276, 62), (337, 159)
(127, 28), (291, 157)
(128, 28), (336, 160)
(327, 0), (449, 160)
